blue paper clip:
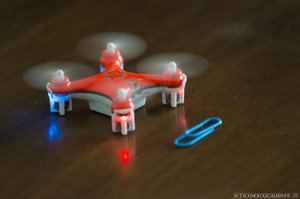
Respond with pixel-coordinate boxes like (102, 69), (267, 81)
(174, 117), (222, 148)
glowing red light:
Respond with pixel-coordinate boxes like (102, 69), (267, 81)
(180, 116), (187, 126)
(121, 150), (130, 164)
(120, 115), (128, 121)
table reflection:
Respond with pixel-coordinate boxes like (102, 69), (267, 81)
(112, 134), (136, 173)
(169, 106), (187, 131)
(48, 115), (61, 142)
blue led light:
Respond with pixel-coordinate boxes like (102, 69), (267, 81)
(99, 64), (106, 72)
(174, 117), (222, 148)
(99, 63), (124, 72)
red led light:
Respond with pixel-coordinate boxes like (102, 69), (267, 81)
(120, 115), (128, 121)
(121, 150), (130, 164)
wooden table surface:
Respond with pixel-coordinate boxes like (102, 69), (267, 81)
(0, 0), (299, 198)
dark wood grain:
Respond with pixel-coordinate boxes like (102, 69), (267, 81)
(0, 0), (299, 198)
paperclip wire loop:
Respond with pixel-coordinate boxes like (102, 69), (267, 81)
(174, 117), (222, 148)
(186, 117), (222, 137)
(174, 128), (214, 148)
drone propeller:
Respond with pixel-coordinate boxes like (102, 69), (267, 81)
(23, 62), (96, 90)
(136, 52), (209, 78)
(76, 32), (147, 62)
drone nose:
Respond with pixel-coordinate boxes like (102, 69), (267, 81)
(107, 42), (116, 54)
(55, 69), (64, 81)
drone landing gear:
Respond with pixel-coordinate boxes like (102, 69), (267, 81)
(162, 88), (185, 108)
(162, 74), (186, 108)
(48, 93), (72, 115)
(112, 109), (135, 135)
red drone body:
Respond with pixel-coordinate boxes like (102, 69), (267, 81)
(46, 43), (187, 135)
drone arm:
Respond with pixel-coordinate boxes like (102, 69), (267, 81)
(47, 74), (100, 94)
(128, 72), (187, 108)
(127, 72), (184, 88)
(46, 74), (100, 115)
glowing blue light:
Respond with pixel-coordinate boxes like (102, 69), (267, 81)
(99, 64), (105, 72)
(48, 116), (61, 141)
(99, 63), (124, 72)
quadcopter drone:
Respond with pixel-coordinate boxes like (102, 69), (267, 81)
(47, 43), (187, 135)
(24, 33), (208, 136)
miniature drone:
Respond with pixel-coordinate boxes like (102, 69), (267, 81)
(24, 33), (208, 136)
(47, 42), (187, 135)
